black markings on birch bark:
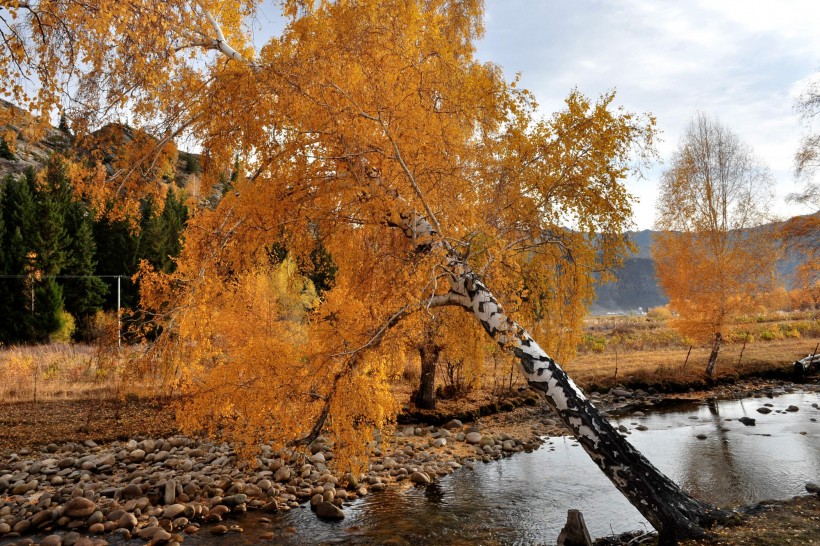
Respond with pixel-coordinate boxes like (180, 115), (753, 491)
(386, 190), (727, 543)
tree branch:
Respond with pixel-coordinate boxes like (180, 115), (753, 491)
(192, 0), (258, 69)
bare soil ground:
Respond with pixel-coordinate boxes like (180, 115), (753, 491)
(680, 495), (820, 546)
(0, 396), (178, 453)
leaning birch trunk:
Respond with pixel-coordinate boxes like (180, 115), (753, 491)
(374, 168), (728, 543)
(442, 266), (727, 543)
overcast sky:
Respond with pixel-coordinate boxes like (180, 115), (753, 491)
(476, 0), (820, 229)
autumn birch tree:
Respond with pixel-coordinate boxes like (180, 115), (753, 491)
(2, 1), (729, 541)
(785, 74), (820, 306)
(653, 113), (779, 377)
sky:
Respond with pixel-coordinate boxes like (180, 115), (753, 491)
(475, 0), (820, 229)
(249, 1), (820, 229)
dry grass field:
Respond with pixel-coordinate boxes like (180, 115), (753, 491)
(567, 310), (820, 392)
(0, 310), (817, 406)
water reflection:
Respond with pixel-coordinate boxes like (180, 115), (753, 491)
(623, 392), (820, 508)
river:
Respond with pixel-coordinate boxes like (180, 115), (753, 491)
(177, 391), (819, 545)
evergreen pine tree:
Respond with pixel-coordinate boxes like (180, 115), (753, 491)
(29, 277), (64, 342)
(58, 114), (73, 137)
(157, 188), (188, 273)
(139, 188), (188, 273)
(24, 167), (69, 339)
(0, 175), (38, 343)
(0, 181), (11, 343)
(0, 138), (15, 160)
(93, 215), (140, 310)
(39, 158), (107, 338)
(63, 201), (108, 339)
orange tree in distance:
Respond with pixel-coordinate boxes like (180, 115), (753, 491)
(1, 1), (729, 541)
(653, 113), (780, 377)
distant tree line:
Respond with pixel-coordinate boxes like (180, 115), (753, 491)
(0, 157), (188, 344)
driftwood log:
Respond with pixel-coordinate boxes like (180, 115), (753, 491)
(793, 353), (820, 380)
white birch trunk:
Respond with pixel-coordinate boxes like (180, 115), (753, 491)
(386, 200), (728, 543)
(440, 266), (726, 543)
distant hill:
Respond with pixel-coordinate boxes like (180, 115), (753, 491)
(591, 217), (818, 315)
(591, 256), (667, 315)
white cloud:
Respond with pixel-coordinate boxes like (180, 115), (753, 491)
(478, 0), (820, 228)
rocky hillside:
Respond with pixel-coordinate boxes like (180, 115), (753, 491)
(0, 100), (210, 202)
(0, 100), (73, 179)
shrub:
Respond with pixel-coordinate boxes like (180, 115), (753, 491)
(436, 359), (475, 399)
(758, 329), (781, 341)
(647, 305), (672, 320)
(0, 137), (15, 160)
(50, 310), (76, 343)
(783, 327), (801, 339)
(580, 333), (607, 353)
(185, 154), (201, 174)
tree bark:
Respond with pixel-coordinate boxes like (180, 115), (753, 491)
(414, 330), (440, 410)
(369, 165), (728, 542)
(705, 332), (722, 378)
(440, 268), (728, 544)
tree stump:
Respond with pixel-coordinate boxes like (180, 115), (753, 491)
(556, 509), (593, 546)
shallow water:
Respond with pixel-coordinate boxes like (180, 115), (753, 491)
(186, 391), (820, 545)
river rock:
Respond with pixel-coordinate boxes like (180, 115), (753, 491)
(806, 482), (820, 495)
(431, 438), (446, 448)
(274, 466), (291, 482)
(786, 405), (799, 412)
(210, 524), (229, 535)
(738, 416), (756, 426)
(310, 452), (326, 464)
(31, 508), (54, 527)
(222, 493), (247, 508)
(88, 510), (104, 525)
(163, 479), (177, 505)
(118, 512), (138, 530)
(756, 407), (772, 414)
(465, 432), (482, 444)
(409, 471), (430, 484)
(13, 518), (31, 533)
(610, 388), (632, 398)
(443, 419), (463, 429)
(162, 504), (186, 520)
(0, 522), (11, 534)
(40, 535), (63, 546)
(137, 525), (168, 540)
(129, 449), (146, 462)
(315, 501), (345, 520)
(58, 457), (76, 469)
(64, 497), (96, 518)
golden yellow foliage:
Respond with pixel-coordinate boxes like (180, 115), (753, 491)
(653, 114), (780, 374)
(4, 0), (657, 464)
